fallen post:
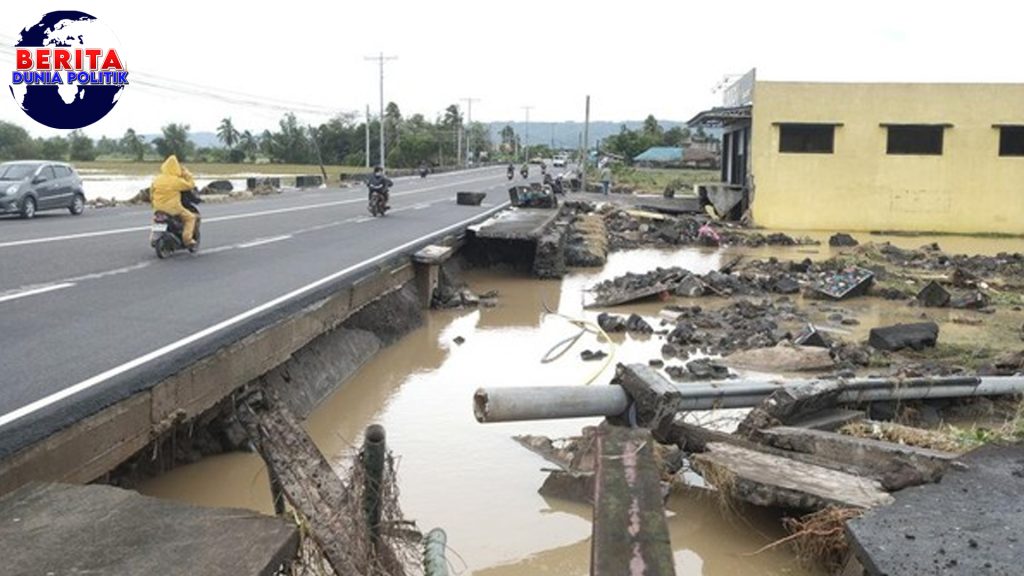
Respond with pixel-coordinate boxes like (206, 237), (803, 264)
(362, 425), (387, 543)
(591, 425), (676, 576)
(474, 372), (1024, 423)
(238, 390), (371, 575)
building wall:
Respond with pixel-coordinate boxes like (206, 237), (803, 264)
(751, 82), (1024, 233)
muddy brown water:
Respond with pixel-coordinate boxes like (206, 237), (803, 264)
(139, 234), (1021, 575)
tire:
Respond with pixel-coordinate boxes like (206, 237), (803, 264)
(68, 193), (85, 216)
(20, 196), (36, 219)
(154, 234), (174, 259)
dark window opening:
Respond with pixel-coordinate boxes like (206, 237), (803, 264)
(886, 125), (944, 155)
(999, 126), (1024, 157)
(778, 124), (834, 153)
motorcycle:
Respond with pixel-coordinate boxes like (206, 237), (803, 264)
(368, 182), (390, 217)
(520, 166), (529, 179)
(419, 166), (429, 178)
(150, 189), (201, 259)
(506, 166), (515, 181)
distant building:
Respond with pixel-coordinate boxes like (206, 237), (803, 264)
(690, 80), (1024, 234)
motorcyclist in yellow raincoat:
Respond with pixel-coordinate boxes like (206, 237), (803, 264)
(151, 155), (198, 247)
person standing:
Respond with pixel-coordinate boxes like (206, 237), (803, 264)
(600, 164), (611, 196)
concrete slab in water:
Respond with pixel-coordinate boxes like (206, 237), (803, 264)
(472, 208), (559, 240)
(847, 443), (1024, 576)
(0, 482), (298, 576)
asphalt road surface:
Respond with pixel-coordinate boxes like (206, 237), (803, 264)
(0, 165), (533, 456)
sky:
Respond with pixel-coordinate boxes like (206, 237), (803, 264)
(1, 0), (1021, 139)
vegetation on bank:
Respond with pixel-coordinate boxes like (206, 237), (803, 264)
(610, 166), (719, 195)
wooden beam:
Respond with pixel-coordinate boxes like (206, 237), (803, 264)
(591, 426), (675, 576)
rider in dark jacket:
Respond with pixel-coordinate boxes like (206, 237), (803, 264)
(367, 166), (393, 208)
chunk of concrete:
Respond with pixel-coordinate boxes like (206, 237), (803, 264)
(829, 233), (860, 247)
(0, 482), (298, 576)
(692, 442), (893, 511)
(456, 191), (486, 206)
(916, 281), (951, 308)
(868, 322), (939, 352)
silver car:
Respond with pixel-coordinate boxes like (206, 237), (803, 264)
(0, 161), (86, 219)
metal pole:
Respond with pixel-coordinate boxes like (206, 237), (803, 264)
(361, 424), (386, 542)
(365, 53), (397, 168)
(456, 106), (462, 167)
(462, 97), (480, 167)
(582, 95), (590, 191)
(365, 105), (370, 168)
(474, 375), (1024, 423)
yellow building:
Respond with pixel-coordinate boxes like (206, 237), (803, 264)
(693, 81), (1024, 234)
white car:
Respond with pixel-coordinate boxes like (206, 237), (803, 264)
(552, 155), (568, 167)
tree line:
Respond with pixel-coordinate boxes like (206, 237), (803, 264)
(602, 114), (713, 162)
(0, 102), (500, 168)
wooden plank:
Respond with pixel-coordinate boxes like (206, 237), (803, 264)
(591, 426), (675, 576)
(759, 426), (957, 491)
(237, 390), (369, 575)
(692, 442), (894, 511)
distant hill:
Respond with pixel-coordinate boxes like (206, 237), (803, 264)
(483, 121), (721, 149)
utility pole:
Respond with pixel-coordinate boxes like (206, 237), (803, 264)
(582, 95), (590, 192)
(521, 105), (533, 163)
(461, 97), (480, 166)
(364, 105), (370, 168)
(364, 52), (397, 169)
(456, 106), (463, 167)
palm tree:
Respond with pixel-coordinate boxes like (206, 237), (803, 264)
(239, 130), (258, 162)
(217, 117), (240, 149)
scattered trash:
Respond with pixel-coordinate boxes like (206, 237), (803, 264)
(580, 350), (608, 362)
(453, 336), (466, 345)
(809, 267), (875, 300)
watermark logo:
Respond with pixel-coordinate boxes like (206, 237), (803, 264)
(8, 11), (128, 129)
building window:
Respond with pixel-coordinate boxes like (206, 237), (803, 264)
(778, 124), (835, 153)
(998, 126), (1024, 157)
(886, 125), (945, 155)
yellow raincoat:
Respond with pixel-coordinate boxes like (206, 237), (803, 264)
(151, 155), (198, 245)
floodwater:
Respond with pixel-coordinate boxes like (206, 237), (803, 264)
(78, 172), (276, 201)
(138, 236), (1021, 575)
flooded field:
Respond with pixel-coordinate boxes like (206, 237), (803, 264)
(139, 234), (1023, 575)
(78, 171), (275, 201)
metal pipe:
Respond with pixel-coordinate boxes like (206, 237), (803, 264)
(361, 424), (386, 542)
(423, 528), (450, 576)
(473, 376), (1024, 423)
(473, 386), (629, 423)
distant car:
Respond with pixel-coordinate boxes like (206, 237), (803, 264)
(0, 161), (85, 219)
(552, 155), (568, 167)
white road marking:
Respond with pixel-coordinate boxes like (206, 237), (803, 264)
(0, 283), (76, 305)
(237, 235), (292, 249)
(0, 171), (504, 250)
(0, 201), (511, 429)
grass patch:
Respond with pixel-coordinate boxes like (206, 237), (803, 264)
(611, 167), (718, 195)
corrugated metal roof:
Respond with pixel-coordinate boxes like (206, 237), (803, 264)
(633, 147), (684, 162)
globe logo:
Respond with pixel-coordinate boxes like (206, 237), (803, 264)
(8, 11), (128, 130)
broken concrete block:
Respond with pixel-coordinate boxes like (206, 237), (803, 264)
(685, 358), (730, 379)
(810, 267), (874, 300)
(625, 314), (653, 334)
(793, 324), (830, 348)
(916, 281), (951, 308)
(597, 313), (627, 333)
(456, 191), (486, 206)
(580, 349), (608, 362)
(675, 274), (705, 297)
(772, 275), (801, 295)
(950, 290), (990, 310)
(539, 470), (594, 504)
(829, 233), (859, 247)
(868, 322), (939, 352)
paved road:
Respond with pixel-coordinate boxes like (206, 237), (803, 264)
(0, 166), (531, 457)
